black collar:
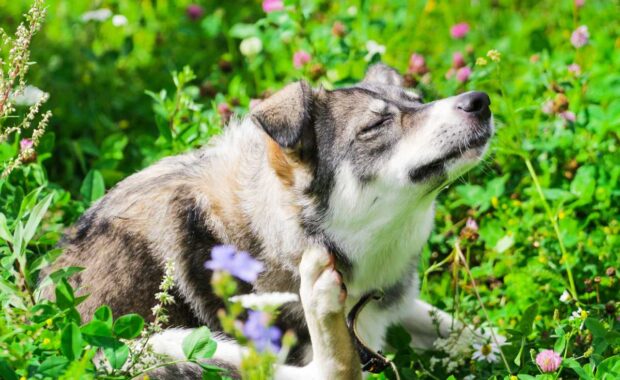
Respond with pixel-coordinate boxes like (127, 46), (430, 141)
(346, 291), (393, 374)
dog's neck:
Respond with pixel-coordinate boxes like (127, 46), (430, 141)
(314, 163), (436, 299)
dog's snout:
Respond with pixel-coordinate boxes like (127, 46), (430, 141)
(455, 91), (491, 118)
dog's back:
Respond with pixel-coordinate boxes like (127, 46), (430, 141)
(46, 120), (309, 330)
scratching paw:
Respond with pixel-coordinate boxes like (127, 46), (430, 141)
(300, 246), (347, 318)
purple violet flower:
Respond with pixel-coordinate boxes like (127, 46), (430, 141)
(205, 245), (264, 283)
(243, 310), (282, 352)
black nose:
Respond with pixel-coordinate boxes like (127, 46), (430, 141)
(455, 91), (491, 118)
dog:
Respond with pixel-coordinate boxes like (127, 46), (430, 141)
(46, 63), (493, 379)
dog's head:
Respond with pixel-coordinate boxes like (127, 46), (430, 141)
(252, 63), (493, 205)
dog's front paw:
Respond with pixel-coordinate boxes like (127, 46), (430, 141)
(299, 246), (347, 319)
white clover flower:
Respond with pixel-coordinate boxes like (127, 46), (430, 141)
(559, 290), (572, 303)
(112, 14), (128, 27)
(240, 37), (263, 57)
(230, 292), (299, 309)
(81, 8), (112, 22)
(11, 85), (48, 106)
(365, 40), (386, 62)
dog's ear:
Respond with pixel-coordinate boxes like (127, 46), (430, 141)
(251, 81), (313, 149)
(363, 63), (404, 87)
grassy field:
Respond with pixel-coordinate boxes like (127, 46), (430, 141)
(0, 0), (618, 379)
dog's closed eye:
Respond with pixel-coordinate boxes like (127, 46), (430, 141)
(358, 116), (392, 139)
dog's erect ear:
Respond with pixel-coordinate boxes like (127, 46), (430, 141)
(251, 81), (313, 149)
(363, 63), (404, 87)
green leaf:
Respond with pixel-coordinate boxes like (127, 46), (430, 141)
(80, 170), (105, 203)
(386, 324), (412, 350)
(61, 322), (83, 361)
(182, 326), (217, 360)
(554, 333), (567, 354)
(23, 193), (53, 245)
(518, 303), (538, 336)
(0, 359), (18, 380)
(585, 318), (606, 338)
(564, 358), (594, 380)
(38, 356), (70, 376)
(103, 340), (129, 370)
(94, 305), (113, 329)
(81, 320), (114, 346)
(113, 313), (144, 339)
(55, 278), (76, 310)
(595, 356), (620, 379)
(0, 213), (12, 243)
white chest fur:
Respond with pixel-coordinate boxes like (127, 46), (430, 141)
(324, 163), (435, 297)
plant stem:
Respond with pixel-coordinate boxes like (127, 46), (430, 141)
(524, 158), (578, 301)
(455, 242), (512, 374)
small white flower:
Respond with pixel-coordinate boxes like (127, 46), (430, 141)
(472, 341), (502, 363)
(239, 37), (263, 57)
(559, 290), (572, 303)
(11, 85), (48, 106)
(112, 14), (128, 27)
(364, 40), (386, 62)
(230, 292), (299, 309)
(463, 375), (476, 380)
(81, 8), (112, 22)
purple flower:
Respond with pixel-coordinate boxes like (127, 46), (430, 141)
(186, 4), (204, 21)
(536, 349), (562, 373)
(408, 53), (428, 75)
(450, 22), (470, 39)
(20, 138), (34, 151)
(568, 63), (581, 75)
(243, 310), (282, 352)
(293, 50), (311, 69)
(456, 66), (472, 83)
(574, 0), (585, 7)
(205, 245), (264, 283)
(452, 52), (466, 68)
(571, 25), (589, 48)
(262, 0), (284, 13)
(560, 111), (576, 123)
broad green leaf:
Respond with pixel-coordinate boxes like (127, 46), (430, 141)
(0, 359), (18, 380)
(23, 193), (53, 244)
(518, 303), (538, 336)
(55, 278), (76, 310)
(81, 320), (114, 346)
(182, 326), (217, 360)
(61, 322), (83, 361)
(80, 170), (105, 203)
(38, 356), (70, 377)
(103, 340), (129, 370)
(595, 356), (620, 379)
(113, 314), (144, 339)
(585, 318), (606, 338)
(94, 305), (113, 329)
(564, 358), (594, 380)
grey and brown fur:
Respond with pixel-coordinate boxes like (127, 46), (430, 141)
(44, 64), (493, 379)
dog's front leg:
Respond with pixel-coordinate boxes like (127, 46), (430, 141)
(287, 246), (362, 380)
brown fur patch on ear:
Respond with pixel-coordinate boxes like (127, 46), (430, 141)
(251, 81), (312, 148)
(363, 63), (404, 86)
(266, 137), (295, 187)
